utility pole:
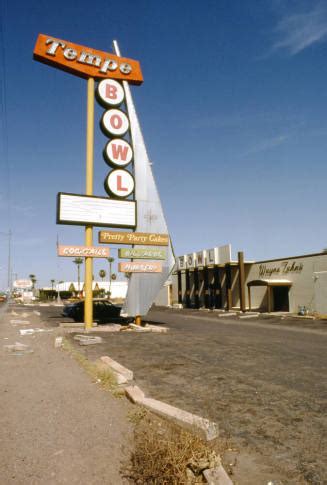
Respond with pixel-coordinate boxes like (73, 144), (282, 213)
(0, 230), (12, 293)
(8, 229), (11, 292)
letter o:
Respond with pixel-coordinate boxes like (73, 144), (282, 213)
(101, 109), (129, 137)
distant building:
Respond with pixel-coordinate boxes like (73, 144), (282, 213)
(56, 281), (128, 299)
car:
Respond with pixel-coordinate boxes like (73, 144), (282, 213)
(62, 299), (133, 324)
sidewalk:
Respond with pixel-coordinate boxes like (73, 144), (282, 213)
(0, 303), (132, 485)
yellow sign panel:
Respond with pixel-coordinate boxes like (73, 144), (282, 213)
(99, 231), (169, 246)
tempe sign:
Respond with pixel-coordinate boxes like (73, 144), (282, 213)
(33, 34), (143, 84)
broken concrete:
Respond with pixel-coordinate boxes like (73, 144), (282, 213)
(73, 335), (103, 345)
(101, 356), (133, 381)
(124, 385), (218, 441)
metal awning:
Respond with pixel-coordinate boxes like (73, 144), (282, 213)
(247, 279), (292, 287)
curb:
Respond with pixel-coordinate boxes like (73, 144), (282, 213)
(100, 355), (134, 382)
(125, 385), (218, 442)
(203, 464), (233, 484)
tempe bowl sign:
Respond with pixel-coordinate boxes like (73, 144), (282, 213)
(33, 34), (175, 328)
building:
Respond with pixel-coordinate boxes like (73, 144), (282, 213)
(56, 281), (128, 300)
(172, 245), (327, 314)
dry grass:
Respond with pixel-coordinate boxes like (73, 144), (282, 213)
(124, 410), (225, 484)
(62, 337), (117, 391)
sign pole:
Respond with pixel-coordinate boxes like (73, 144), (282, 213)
(84, 77), (95, 330)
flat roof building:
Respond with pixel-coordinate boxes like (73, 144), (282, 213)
(172, 246), (327, 314)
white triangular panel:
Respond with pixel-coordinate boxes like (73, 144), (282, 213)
(113, 41), (175, 316)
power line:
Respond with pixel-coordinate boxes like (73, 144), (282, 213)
(0, 0), (11, 227)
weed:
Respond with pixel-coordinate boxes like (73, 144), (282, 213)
(124, 410), (223, 484)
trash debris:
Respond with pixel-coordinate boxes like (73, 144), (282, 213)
(73, 334), (103, 345)
(4, 342), (34, 355)
(54, 337), (63, 348)
(19, 329), (35, 335)
(10, 319), (31, 326)
(33, 310), (41, 316)
(19, 328), (53, 336)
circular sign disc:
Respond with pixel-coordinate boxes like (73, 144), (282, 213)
(97, 79), (125, 107)
(101, 109), (129, 137)
(105, 169), (135, 198)
(104, 139), (133, 167)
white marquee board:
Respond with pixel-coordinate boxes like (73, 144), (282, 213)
(57, 193), (136, 228)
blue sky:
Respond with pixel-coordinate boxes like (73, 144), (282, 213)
(1, 0), (327, 289)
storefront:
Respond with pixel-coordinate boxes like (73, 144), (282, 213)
(172, 248), (327, 314)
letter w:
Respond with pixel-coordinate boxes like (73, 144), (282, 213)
(112, 143), (128, 161)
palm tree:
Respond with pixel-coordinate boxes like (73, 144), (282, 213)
(73, 258), (83, 293)
(50, 279), (55, 291)
(99, 269), (106, 281)
(107, 257), (115, 298)
(29, 274), (36, 290)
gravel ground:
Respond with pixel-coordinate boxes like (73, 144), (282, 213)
(51, 305), (327, 485)
(0, 302), (133, 484)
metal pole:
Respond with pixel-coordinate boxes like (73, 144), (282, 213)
(238, 251), (246, 312)
(84, 78), (94, 330)
(7, 229), (11, 293)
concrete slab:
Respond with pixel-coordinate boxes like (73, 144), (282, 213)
(218, 313), (237, 318)
(101, 356), (133, 381)
(125, 385), (145, 404)
(128, 324), (151, 332)
(59, 322), (97, 328)
(141, 397), (219, 441)
(74, 335), (103, 345)
(239, 314), (259, 319)
(145, 324), (168, 333)
(87, 325), (121, 332)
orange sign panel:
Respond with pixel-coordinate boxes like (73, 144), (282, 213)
(57, 245), (110, 258)
(119, 262), (162, 273)
(33, 34), (143, 84)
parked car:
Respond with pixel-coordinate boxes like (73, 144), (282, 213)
(62, 299), (133, 324)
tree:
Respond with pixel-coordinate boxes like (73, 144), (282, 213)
(99, 269), (106, 281)
(50, 279), (55, 291)
(73, 258), (83, 293)
(107, 257), (115, 298)
(29, 274), (36, 290)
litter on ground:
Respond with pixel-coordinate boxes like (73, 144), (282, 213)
(19, 328), (53, 335)
(73, 335), (103, 345)
(3, 342), (34, 355)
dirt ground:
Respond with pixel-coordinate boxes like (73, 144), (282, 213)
(0, 302), (133, 484)
(49, 306), (327, 485)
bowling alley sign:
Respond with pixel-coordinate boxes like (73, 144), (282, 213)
(33, 34), (142, 228)
(96, 79), (135, 199)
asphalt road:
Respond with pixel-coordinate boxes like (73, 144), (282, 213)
(43, 304), (327, 484)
